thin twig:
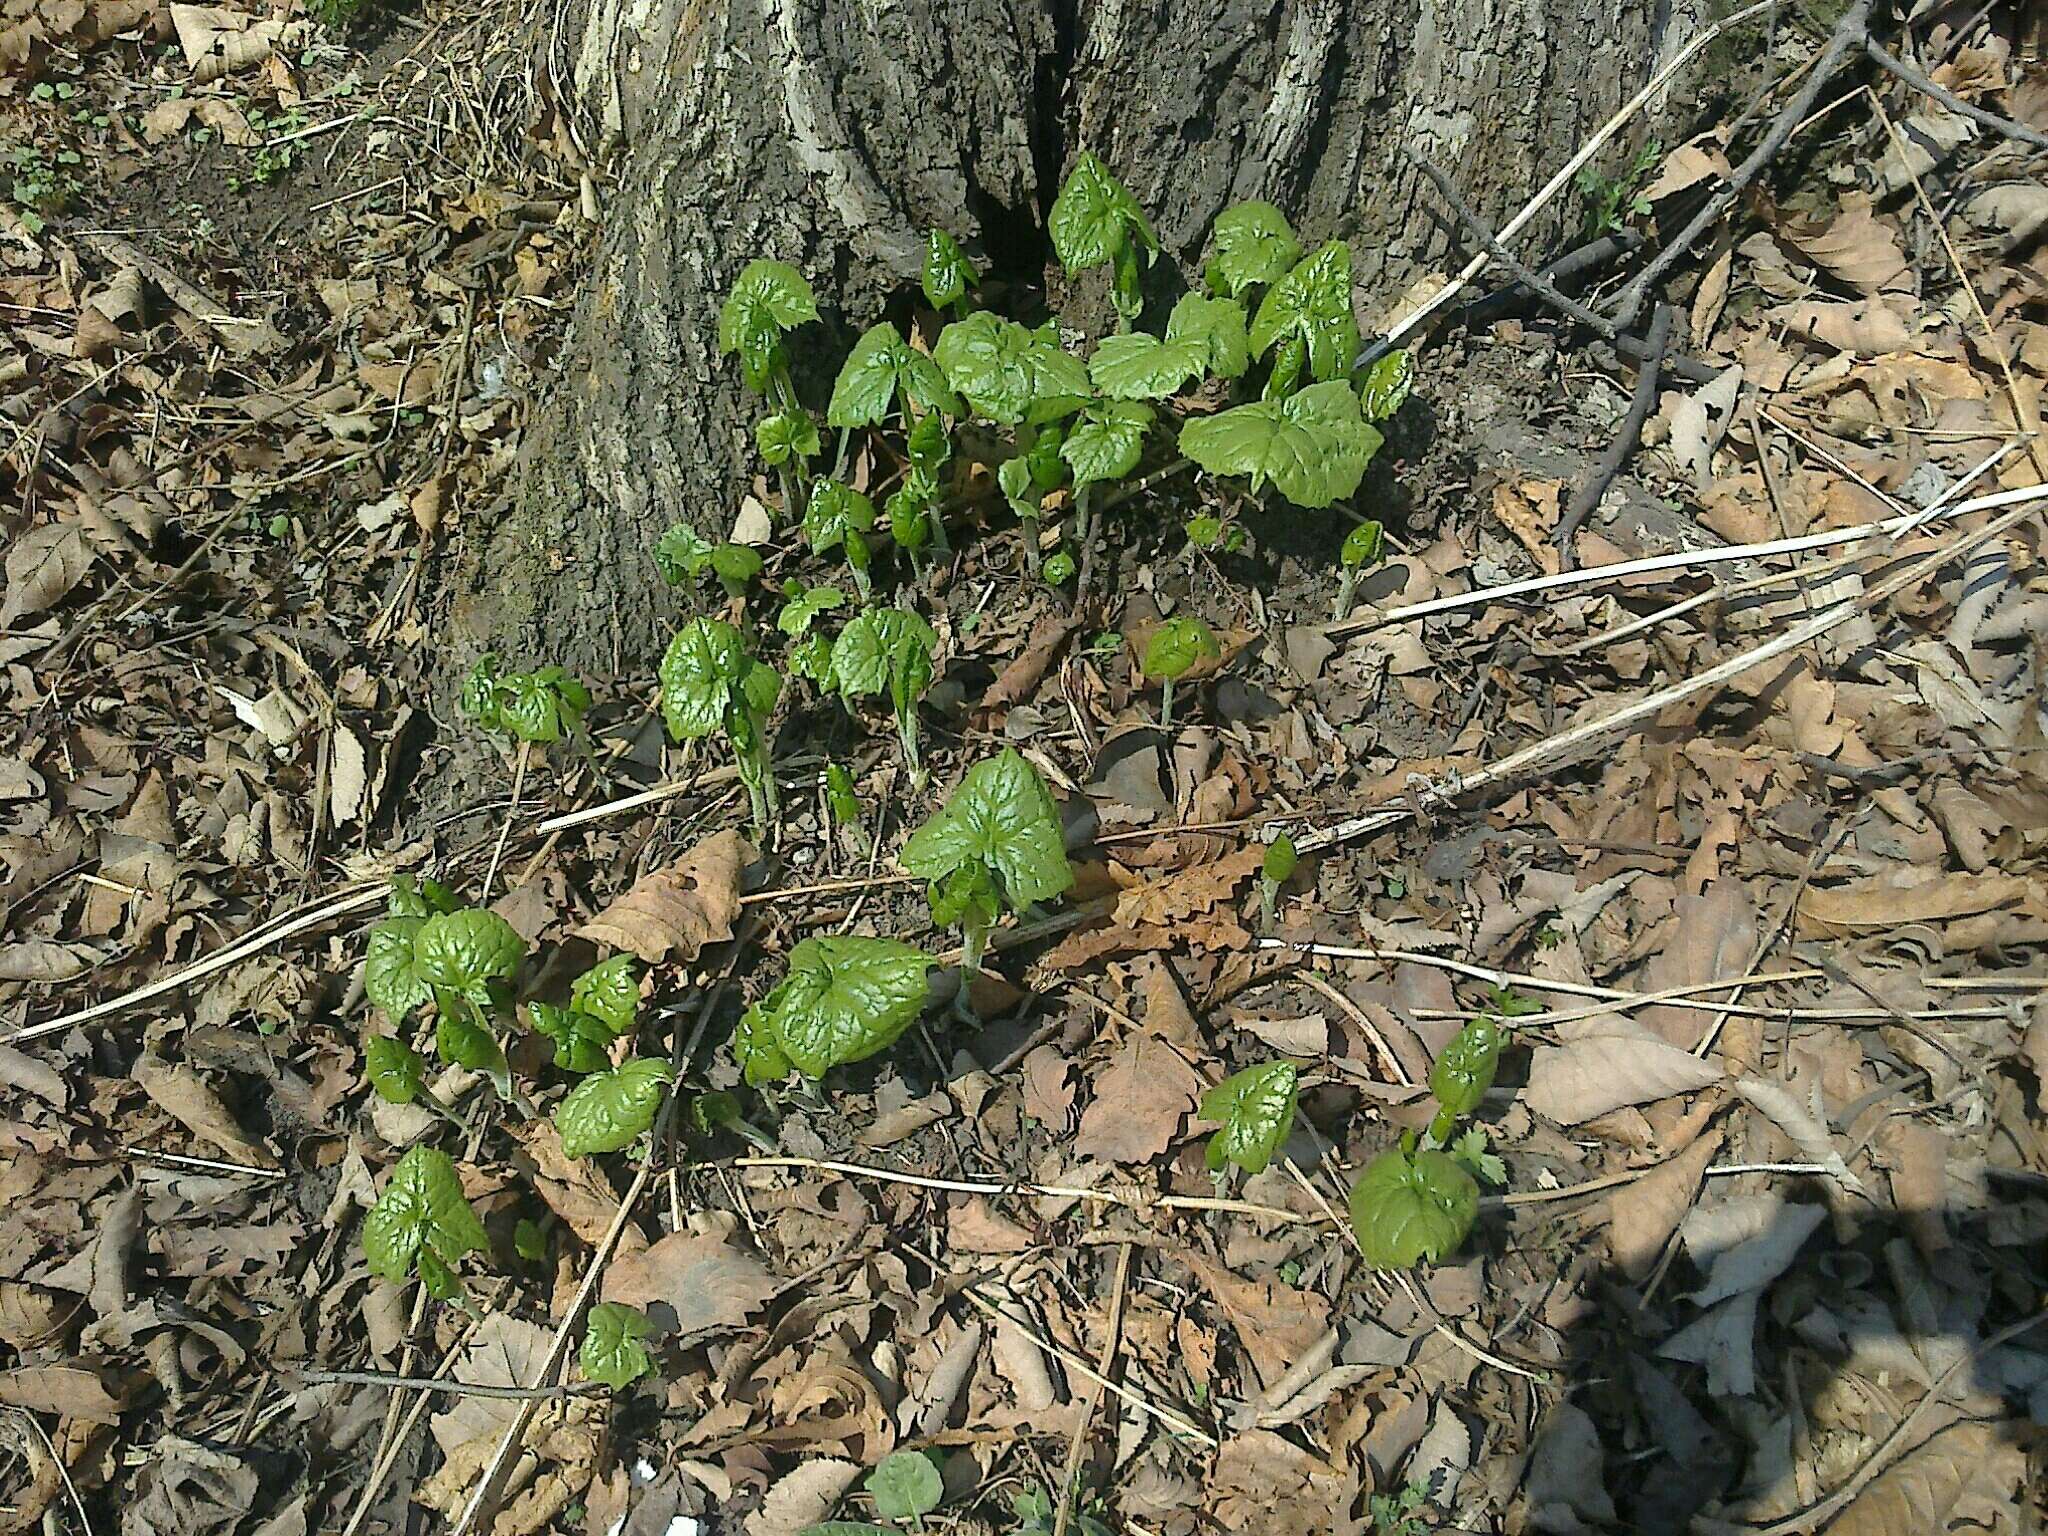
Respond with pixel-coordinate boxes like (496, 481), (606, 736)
(299, 1368), (600, 1400)
(480, 738), (531, 900)
(1559, 303), (1671, 565)
(1293, 968), (1414, 1086)
(1608, 0), (1878, 327)
(1863, 35), (2048, 152)
(1052, 1242), (1132, 1536)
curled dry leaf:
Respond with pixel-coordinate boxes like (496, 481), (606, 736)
(1522, 1014), (1724, 1126)
(1, 524), (93, 628)
(1607, 1127), (1722, 1281)
(1732, 1076), (1865, 1195)
(743, 1457), (860, 1536)
(601, 1225), (777, 1338)
(1072, 1035), (1202, 1163)
(577, 828), (753, 962)
(132, 1052), (276, 1168)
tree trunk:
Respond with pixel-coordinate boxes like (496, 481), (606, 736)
(449, 0), (1698, 679)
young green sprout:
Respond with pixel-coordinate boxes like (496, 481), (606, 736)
(823, 761), (864, 846)
(1259, 833), (1297, 927)
(1141, 615), (1218, 734)
(658, 617), (783, 837)
(1042, 548), (1076, 586)
(1050, 150), (1157, 329)
(829, 607), (938, 787)
(1335, 518), (1384, 620)
(923, 229), (979, 319)
(459, 654), (592, 748)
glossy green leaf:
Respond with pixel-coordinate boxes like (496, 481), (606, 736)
(365, 917), (430, 1022)
(922, 228), (977, 311)
(778, 584), (847, 637)
(555, 1057), (669, 1158)
(1199, 1059), (1298, 1174)
(1185, 514), (1225, 548)
(459, 653), (503, 731)
(653, 522), (716, 585)
(386, 874), (458, 920)
(887, 485), (932, 551)
(934, 312), (1089, 426)
(362, 1145), (488, 1287)
(757, 935), (934, 1078)
(828, 323), (959, 427)
(732, 1003), (794, 1086)
(1049, 149), (1155, 274)
(1141, 615), (1218, 681)
(1357, 347), (1413, 421)
(435, 1007), (507, 1082)
(1428, 1013), (1502, 1121)
(1206, 200), (1301, 297)
(824, 762), (861, 828)
(709, 544), (764, 593)
(365, 1033), (425, 1104)
(717, 259), (817, 360)
(1262, 833), (1298, 886)
(866, 1450), (943, 1520)
(927, 859), (998, 931)
(581, 1302), (656, 1388)
(1165, 292), (1250, 378)
(659, 618), (761, 741)
(756, 409), (821, 466)
(1341, 520), (1384, 569)
(1042, 549), (1075, 585)
(1250, 241), (1356, 382)
(566, 955), (636, 1033)
(1348, 1141), (1478, 1269)
(528, 1000), (618, 1074)
(493, 668), (590, 744)
(1088, 332), (1206, 400)
(803, 481), (876, 557)
(1061, 400), (1153, 490)
(414, 909), (524, 996)
(901, 748), (1074, 910)
(905, 411), (950, 477)
(1177, 380), (1382, 507)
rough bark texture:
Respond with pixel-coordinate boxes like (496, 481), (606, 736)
(452, 0), (1702, 678)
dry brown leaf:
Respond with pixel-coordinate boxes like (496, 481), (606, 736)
(1183, 1254), (1329, 1388)
(1826, 1419), (2021, 1536)
(1778, 197), (1911, 294)
(168, 4), (286, 83)
(1112, 844), (1261, 929)
(1072, 1036), (1202, 1163)
(1733, 1077), (1865, 1194)
(1769, 298), (1915, 355)
(1, 524), (93, 627)
(602, 1223), (776, 1337)
(1523, 1014), (1725, 1126)
(1492, 479), (1561, 574)
(947, 1196), (1034, 1254)
(743, 1458), (860, 1536)
(0, 1364), (127, 1424)
(132, 1052), (275, 1167)
(981, 610), (1074, 712)
(1607, 1126), (1723, 1281)
(1797, 872), (2047, 937)
(1879, 1116), (1949, 1257)
(578, 829), (753, 961)
(430, 1312), (552, 1455)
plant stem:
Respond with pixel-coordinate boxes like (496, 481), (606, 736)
(831, 426), (850, 480)
(1021, 510), (1042, 575)
(1159, 675), (1174, 736)
(481, 739), (531, 900)
(1334, 567), (1358, 622)
(898, 710), (925, 790)
(1428, 1105), (1458, 1145)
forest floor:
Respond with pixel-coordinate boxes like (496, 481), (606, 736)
(3, 3), (2048, 1536)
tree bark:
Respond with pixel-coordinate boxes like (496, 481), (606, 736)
(449, 0), (1700, 679)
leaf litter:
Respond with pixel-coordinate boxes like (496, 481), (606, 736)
(1, 5), (2047, 1536)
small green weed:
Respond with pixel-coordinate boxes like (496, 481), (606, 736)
(4, 141), (82, 232)
(1576, 138), (1660, 239)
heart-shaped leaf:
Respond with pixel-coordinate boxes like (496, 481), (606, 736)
(1177, 379), (1383, 507)
(1358, 346), (1414, 421)
(1250, 240), (1357, 383)
(658, 618), (778, 742)
(901, 748), (1074, 910)
(1050, 149), (1156, 274)
(385, 874), (458, 920)
(365, 917), (430, 1022)
(653, 522), (716, 585)
(922, 228), (978, 311)
(756, 409), (821, 465)
(803, 480), (876, 558)
(362, 1145), (488, 1288)
(934, 313), (1089, 425)
(555, 1057), (669, 1158)
(365, 1034), (426, 1104)
(414, 909), (525, 996)
(831, 608), (936, 704)
(827, 323), (961, 427)
(1140, 615), (1219, 682)
(570, 955), (640, 1035)
(1199, 1059), (1298, 1174)
(732, 1003), (794, 1086)
(866, 1450), (943, 1519)
(1206, 200), (1302, 296)
(1061, 400), (1153, 489)
(1429, 1013), (1503, 1120)
(717, 258), (817, 372)
(528, 1001), (618, 1074)
(581, 1301), (656, 1388)
(1348, 1141), (1478, 1269)
(1165, 292), (1250, 378)
(756, 935), (935, 1078)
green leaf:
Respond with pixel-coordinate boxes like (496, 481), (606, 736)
(362, 1145), (488, 1286)
(1250, 241), (1357, 382)
(1262, 834), (1298, 887)
(866, 1450), (943, 1519)
(710, 543), (764, 594)
(901, 748), (1074, 910)
(832, 608), (937, 703)
(778, 584), (847, 636)
(1347, 1141), (1478, 1269)
(1341, 520), (1384, 569)
(887, 486), (932, 551)
(436, 1007), (508, 1083)
(658, 618), (756, 741)
(460, 654), (503, 731)
(756, 409), (821, 466)
(1428, 1014), (1502, 1121)
(555, 1057), (669, 1158)
(934, 313), (1089, 426)
(717, 259), (817, 359)
(493, 668), (590, 744)
(927, 859), (998, 931)
(528, 1001), (618, 1074)
(827, 323), (960, 427)
(824, 762), (861, 828)
(906, 412), (950, 478)
(365, 917), (430, 1022)
(414, 909), (525, 996)
(758, 935), (934, 1078)
(581, 1302), (656, 1388)
(1166, 292), (1250, 378)
(386, 875), (458, 920)
(1450, 1125), (1507, 1187)
(1206, 200), (1302, 297)
(1357, 347), (1413, 421)
(922, 229), (977, 311)
(1049, 149), (1155, 274)
(1185, 514), (1225, 549)
(571, 955), (639, 1034)
(1199, 1060), (1298, 1174)
(1061, 400), (1153, 490)
(1177, 380), (1383, 507)
(1141, 615), (1218, 681)
(732, 1003), (793, 1086)
(1088, 333), (1205, 400)
(803, 480), (876, 556)
(365, 1034), (426, 1104)
(653, 522), (716, 585)
(1042, 549), (1075, 585)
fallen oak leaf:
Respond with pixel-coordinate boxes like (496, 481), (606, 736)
(601, 1223), (776, 1338)
(578, 829), (753, 962)
(1072, 1035), (1202, 1163)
